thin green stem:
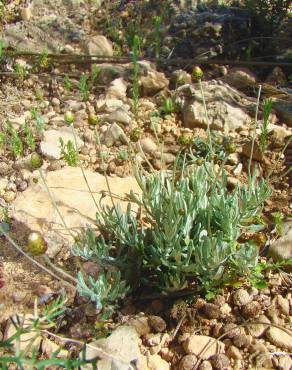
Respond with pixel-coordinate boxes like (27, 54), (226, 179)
(248, 84), (262, 177)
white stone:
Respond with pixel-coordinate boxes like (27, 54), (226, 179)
(40, 127), (83, 159)
(84, 35), (113, 57)
(12, 167), (141, 253)
(107, 78), (128, 99)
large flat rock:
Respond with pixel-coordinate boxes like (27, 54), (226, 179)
(12, 167), (141, 257)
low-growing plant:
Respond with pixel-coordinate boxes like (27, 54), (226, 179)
(31, 108), (45, 134)
(0, 131), (5, 150)
(59, 138), (78, 167)
(272, 211), (284, 237)
(79, 74), (89, 102)
(117, 149), (128, 162)
(23, 123), (36, 151)
(160, 97), (176, 117)
(0, 297), (98, 369)
(259, 98), (272, 153)
(74, 159), (272, 311)
(38, 46), (50, 69)
(91, 65), (101, 84)
(63, 74), (72, 91)
(14, 63), (27, 81)
(0, 40), (6, 63)
(153, 15), (162, 60)
(10, 129), (23, 158)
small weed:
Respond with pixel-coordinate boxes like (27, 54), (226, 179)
(272, 211), (284, 237)
(38, 46), (50, 69)
(117, 149), (128, 162)
(10, 129), (23, 158)
(31, 108), (45, 134)
(153, 16), (162, 60)
(79, 74), (89, 102)
(23, 124), (36, 151)
(0, 131), (5, 150)
(91, 65), (101, 84)
(63, 74), (72, 91)
(14, 63), (27, 81)
(160, 97), (176, 117)
(0, 40), (6, 63)
(34, 89), (45, 103)
(99, 150), (109, 162)
(59, 138), (78, 166)
(259, 98), (272, 153)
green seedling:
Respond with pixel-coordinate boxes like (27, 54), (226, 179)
(117, 149), (128, 162)
(91, 65), (101, 84)
(59, 138), (78, 167)
(272, 211), (284, 237)
(23, 124), (36, 151)
(31, 108), (45, 133)
(153, 16), (162, 60)
(10, 129), (23, 157)
(259, 98), (272, 153)
(160, 98), (176, 116)
(14, 63), (27, 81)
(79, 74), (89, 102)
(63, 74), (72, 91)
(38, 46), (50, 69)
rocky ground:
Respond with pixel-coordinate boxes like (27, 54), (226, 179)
(0, 0), (292, 369)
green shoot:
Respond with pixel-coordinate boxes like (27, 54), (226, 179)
(23, 124), (36, 151)
(10, 130), (23, 158)
(59, 138), (78, 167)
(31, 108), (45, 134)
(117, 149), (128, 162)
(79, 74), (89, 102)
(63, 74), (72, 91)
(153, 16), (162, 60)
(272, 211), (284, 237)
(259, 98), (272, 153)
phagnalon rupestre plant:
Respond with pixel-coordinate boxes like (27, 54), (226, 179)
(74, 160), (271, 312)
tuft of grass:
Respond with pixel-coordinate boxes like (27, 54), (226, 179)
(63, 74), (72, 91)
(23, 124), (36, 151)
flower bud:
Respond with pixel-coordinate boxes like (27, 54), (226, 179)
(27, 232), (47, 256)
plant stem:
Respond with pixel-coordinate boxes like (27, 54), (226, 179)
(248, 84), (262, 177)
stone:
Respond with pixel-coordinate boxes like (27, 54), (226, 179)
(226, 345), (242, 360)
(140, 70), (169, 96)
(177, 82), (251, 132)
(220, 68), (257, 91)
(105, 107), (132, 126)
(278, 355), (292, 370)
(128, 316), (151, 336)
(171, 69), (192, 87)
(96, 98), (124, 113)
(83, 325), (141, 370)
(20, 6), (33, 21)
(241, 301), (261, 318)
(140, 137), (158, 154)
(40, 127), (83, 160)
(5, 314), (41, 353)
(0, 162), (10, 175)
(3, 191), (16, 203)
(268, 222), (292, 270)
(241, 141), (264, 162)
(265, 67), (287, 85)
(246, 315), (270, 338)
(232, 289), (251, 306)
(274, 294), (290, 316)
(12, 167), (141, 253)
(210, 354), (230, 370)
(148, 316), (167, 333)
(183, 335), (225, 360)
(273, 100), (292, 127)
(107, 78), (128, 99)
(198, 360), (212, 370)
(232, 333), (250, 348)
(0, 178), (8, 193)
(266, 327), (292, 351)
(84, 35), (113, 57)
(179, 354), (198, 370)
(201, 303), (221, 319)
(102, 123), (128, 147)
(147, 354), (170, 370)
(269, 124), (292, 147)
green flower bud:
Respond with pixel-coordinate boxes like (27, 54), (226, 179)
(64, 111), (74, 124)
(192, 66), (203, 81)
(27, 232), (47, 256)
(88, 113), (99, 126)
(30, 153), (43, 169)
